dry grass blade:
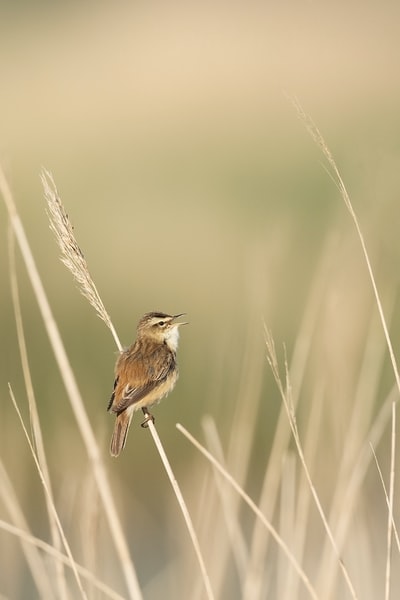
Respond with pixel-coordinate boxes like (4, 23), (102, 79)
(244, 245), (333, 600)
(0, 519), (125, 600)
(291, 97), (399, 600)
(264, 328), (358, 600)
(370, 444), (400, 554)
(42, 169), (122, 352)
(8, 226), (67, 600)
(8, 384), (87, 600)
(176, 423), (319, 600)
(0, 460), (54, 599)
(291, 98), (400, 394)
(202, 415), (249, 587)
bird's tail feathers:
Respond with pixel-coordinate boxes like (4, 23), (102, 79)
(110, 410), (133, 457)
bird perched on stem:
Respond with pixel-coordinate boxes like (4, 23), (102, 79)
(108, 312), (187, 457)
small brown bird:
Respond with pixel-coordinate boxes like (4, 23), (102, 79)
(108, 312), (187, 457)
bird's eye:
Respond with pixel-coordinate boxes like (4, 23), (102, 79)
(158, 321), (165, 327)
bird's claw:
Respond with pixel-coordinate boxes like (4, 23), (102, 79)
(141, 410), (155, 428)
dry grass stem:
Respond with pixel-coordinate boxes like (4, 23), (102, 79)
(176, 423), (319, 600)
(0, 519), (125, 600)
(243, 245), (333, 599)
(264, 328), (358, 600)
(8, 384), (87, 600)
(8, 226), (68, 600)
(146, 420), (215, 600)
(370, 444), (400, 554)
(202, 415), (249, 583)
(315, 302), (392, 597)
(278, 452), (296, 600)
(0, 460), (53, 599)
(291, 99), (400, 391)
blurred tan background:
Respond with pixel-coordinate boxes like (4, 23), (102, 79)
(1, 2), (400, 599)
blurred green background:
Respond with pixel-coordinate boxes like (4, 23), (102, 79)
(1, 2), (400, 598)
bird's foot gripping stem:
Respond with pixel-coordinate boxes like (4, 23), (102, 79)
(141, 408), (155, 428)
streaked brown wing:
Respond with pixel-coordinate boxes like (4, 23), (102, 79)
(110, 346), (175, 414)
(111, 379), (161, 414)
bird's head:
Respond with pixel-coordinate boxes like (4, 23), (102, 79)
(137, 312), (188, 350)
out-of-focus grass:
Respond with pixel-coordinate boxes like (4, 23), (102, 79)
(1, 2), (400, 598)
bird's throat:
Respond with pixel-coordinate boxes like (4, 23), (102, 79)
(165, 327), (179, 352)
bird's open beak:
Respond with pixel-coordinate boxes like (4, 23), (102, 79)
(173, 313), (189, 325)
